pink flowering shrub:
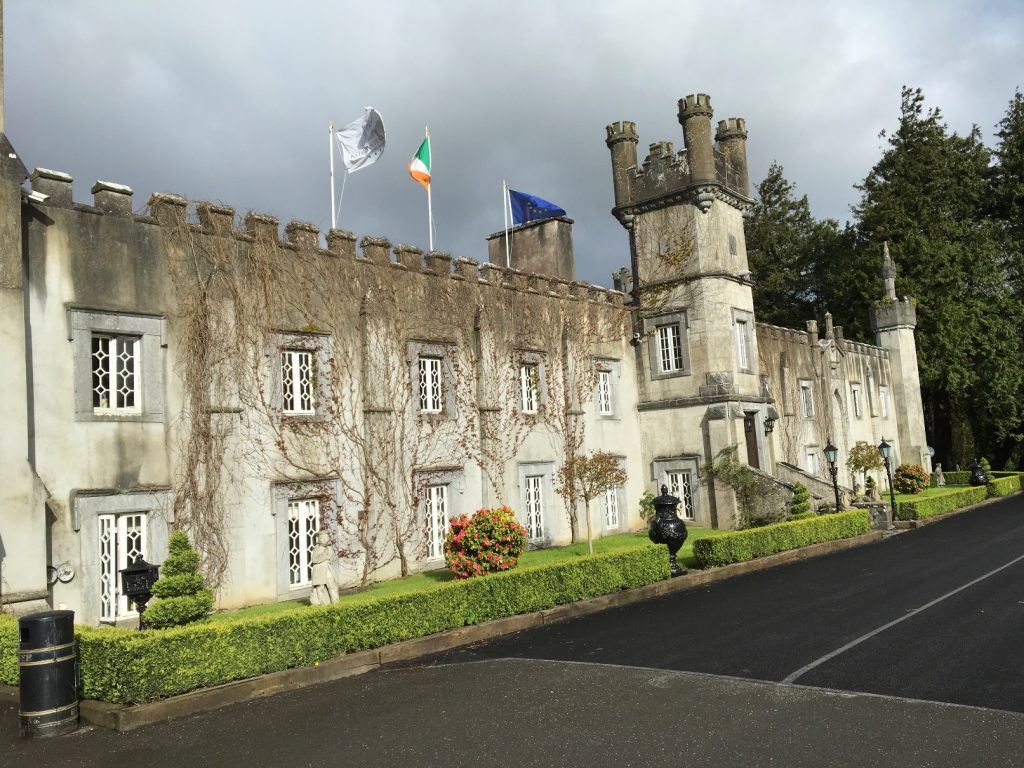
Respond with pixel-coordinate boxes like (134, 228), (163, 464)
(444, 506), (527, 579)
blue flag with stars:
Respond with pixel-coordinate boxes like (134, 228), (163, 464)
(508, 189), (566, 225)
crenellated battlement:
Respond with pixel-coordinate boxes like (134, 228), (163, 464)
(605, 92), (751, 224)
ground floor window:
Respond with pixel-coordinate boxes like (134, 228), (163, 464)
(425, 484), (449, 559)
(98, 512), (148, 621)
(604, 486), (620, 529)
(288, 499), (321, 587)
(525, 475), (544, 540)
(666, 471), (695, 520)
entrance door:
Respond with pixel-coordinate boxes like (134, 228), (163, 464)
(743, 413), (761, 469)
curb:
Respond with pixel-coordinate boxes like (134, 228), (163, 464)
(894, 493), (1008, 529)
(1, 528), (885, 732)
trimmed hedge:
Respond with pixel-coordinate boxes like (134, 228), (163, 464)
(692, 510), (870, 568)
(71, 544), (668, 704)
(987, 474), (1023, 498)
(895, 486), (987, 520)
(935, 471), (969, 486)
(0, 615), (17, 686)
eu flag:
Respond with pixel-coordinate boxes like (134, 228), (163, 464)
(508, 189), (566, 225)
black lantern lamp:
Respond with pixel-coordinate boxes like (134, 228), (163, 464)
(969, 459), (988, 486)
(878, 439), (897, 522)
(823, 438), (841, 513)
(648, 485), (689, 577)
(763, 414), (777, 434)
(120, 557), (160, 630)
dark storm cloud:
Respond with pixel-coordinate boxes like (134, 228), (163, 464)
(6, 1), (1022, 285)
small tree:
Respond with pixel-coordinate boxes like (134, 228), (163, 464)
(706, 445), (783, 528)
(789, 483), (811, 516)
(846, 441), (884, 489)
(556, 451), (628, 556)
(144, 531), (214, 629)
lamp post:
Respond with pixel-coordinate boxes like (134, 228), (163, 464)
(824, 438), (841, 513)
(878, 438), (897, 523)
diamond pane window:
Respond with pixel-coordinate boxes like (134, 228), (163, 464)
(92, 335), (139, 412)
(98, 511), (148, 621)
(520, 364), (539, 414)
(287, 499), (320, 587)
(597, 371), (612, 415)
(667, 471), (695, 520)
(604, 486), (619, 528)
(525, 475), (544, 540)
(419, 357), (442, 413)
(657, 324), (683, 373)
(282, 350), (315, 415)
(425, 484), (448, 560)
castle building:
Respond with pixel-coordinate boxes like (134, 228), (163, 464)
(0, 23), (928, 624)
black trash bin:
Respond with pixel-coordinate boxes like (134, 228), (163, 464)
(18, 610), (79, 738)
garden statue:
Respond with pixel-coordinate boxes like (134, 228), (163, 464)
(310, 530), (339, 605)
(648, 485), (688, 577)
(934, 463), (945, 487)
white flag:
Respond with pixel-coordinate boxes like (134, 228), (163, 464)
(335, 107), (386, 173)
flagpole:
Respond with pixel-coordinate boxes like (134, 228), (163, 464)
(426, 127), (434, 252)
(329, 120), (336, 230)
(503, 180), (511, 268)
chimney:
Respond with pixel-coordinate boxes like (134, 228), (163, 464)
(486, 217), (575, 281)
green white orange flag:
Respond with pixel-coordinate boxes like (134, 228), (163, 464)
(408, 135), (431, 189)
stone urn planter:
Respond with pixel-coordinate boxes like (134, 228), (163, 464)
(648, 485), (689, 577)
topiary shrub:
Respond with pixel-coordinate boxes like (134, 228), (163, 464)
(789, 483), (811, 516)
(143, 531), (214, 629)
(893, 464), (930, 494)
(444, 506), (527, 579)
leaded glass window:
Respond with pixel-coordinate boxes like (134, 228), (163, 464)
(657, 324), (683, 373)
(98, 512), (148, 621)
(287, 499), (320, 587)
(520, 364), (539, 414)
(92, 335), (139, 412)
(525, 475), (544, 540)
(667, 471), (695, 521)
(597, 370), (613, 415)
(282, 350), (315, 415)
(604, 486), (619, 528)
(425, 485), (448, 560)
(419, 357), (442, 413)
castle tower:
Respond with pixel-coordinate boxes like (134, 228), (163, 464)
(870, 243), (930, 471)
(606, 93), (763, 529)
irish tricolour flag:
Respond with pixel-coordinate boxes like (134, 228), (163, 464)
(408, 134), (431, 189)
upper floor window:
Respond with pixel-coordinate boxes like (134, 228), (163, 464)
(805, 449), (819, 475)
(879, 385), (890, 418)
(281, 349), (315, 415)
(657, 324), (684, 373)
(800, 381), (814, 418)
(70, 309), (165, 422)
(734, 312), (754, 372)
(520, 364), (540, 414)
(419, 356), (443, 413)
(597, 370), (613, 415)
(851, 384), (863, 419)
(92, 335), (139, 413)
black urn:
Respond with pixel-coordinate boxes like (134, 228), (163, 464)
(968, 459), (989, 487)
(648, 485), (689, 577)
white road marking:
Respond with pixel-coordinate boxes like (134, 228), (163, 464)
(781, 552), (1024, 684)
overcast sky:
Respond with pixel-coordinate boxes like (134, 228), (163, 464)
(6, 1), (1023, 286)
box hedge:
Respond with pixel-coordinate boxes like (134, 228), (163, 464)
(692, 510), (870, 568)
(895, 486), (987, 520)
(987, 473), (1022, 498)
(0, 615), (17, 686)
(0, 544), (668, 704)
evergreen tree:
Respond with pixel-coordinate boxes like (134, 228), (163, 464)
(143, 531), (214, 629)
(789, 483), (812, 516)
(853, 86), (1024, 467)
(745, 163), (837, 329)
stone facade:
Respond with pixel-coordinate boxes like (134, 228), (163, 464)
(0, 84), (929, 625)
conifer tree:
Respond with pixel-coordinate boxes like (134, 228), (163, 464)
(143, 531), (214, 629)
(789, 483), (811, 516)
(853, 86), (1024, 467)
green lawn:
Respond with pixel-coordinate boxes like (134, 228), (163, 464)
(208, 527), (730, 623)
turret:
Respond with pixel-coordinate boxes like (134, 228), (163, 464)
(881, 241), (897, 300)
(715, 118), (749, 197)
(605, 121), (639, 209)
(678, 94), (715, 186)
